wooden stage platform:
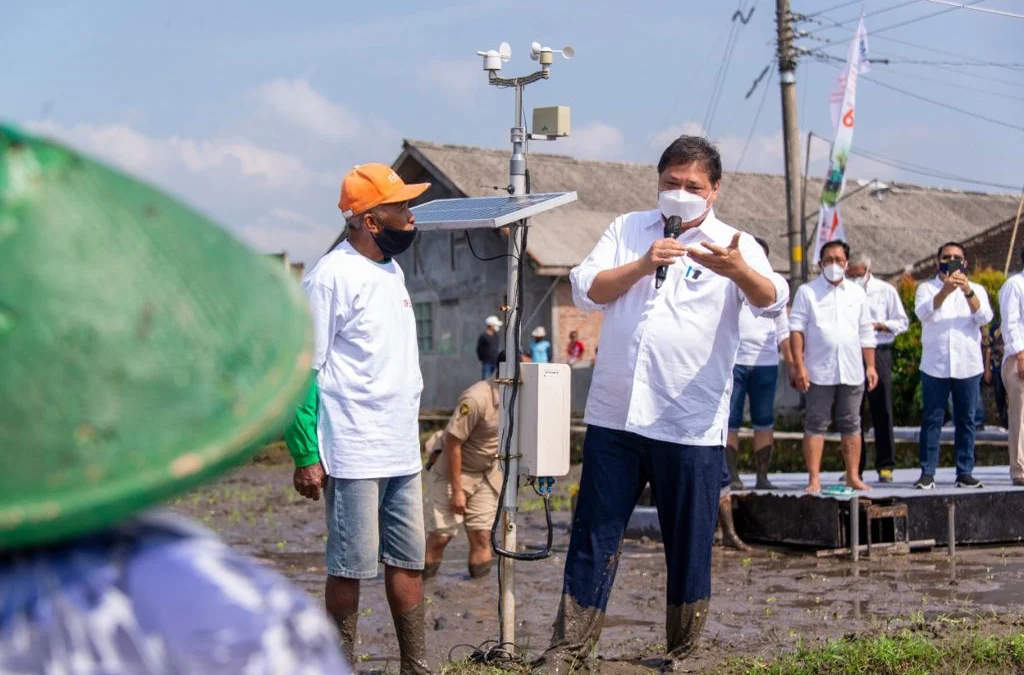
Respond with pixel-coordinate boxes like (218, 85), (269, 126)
(626, 465), (1024, 553)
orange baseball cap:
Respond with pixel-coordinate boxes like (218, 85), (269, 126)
(338, 163), (430, 219)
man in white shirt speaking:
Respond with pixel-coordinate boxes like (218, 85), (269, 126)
(998, 251), (1024, 485)
(846, 254), (909, 483)
(533, 136), (788, 674)
(915, 242), (993, 489)
(790, 240), (878, 493)
(284, 164), (432, 674)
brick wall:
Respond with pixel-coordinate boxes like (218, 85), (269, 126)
(551, 279), (604, 366)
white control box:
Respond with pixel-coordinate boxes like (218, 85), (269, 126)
(517, 362), (571, 477)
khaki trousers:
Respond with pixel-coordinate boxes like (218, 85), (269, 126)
(1002, 365), (1024, 481)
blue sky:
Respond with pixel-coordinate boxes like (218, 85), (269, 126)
(4, 0), (1022, 264)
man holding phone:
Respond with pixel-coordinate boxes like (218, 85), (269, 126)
(914, 242), (993, 489)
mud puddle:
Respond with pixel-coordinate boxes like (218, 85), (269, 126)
(168, 463), (1024, 673)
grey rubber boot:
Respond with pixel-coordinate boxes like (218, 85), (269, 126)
(726, 445), (744, 490)
(754, 445), (777, 490)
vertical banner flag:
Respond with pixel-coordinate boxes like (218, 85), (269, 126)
(809, 16), (869, 265)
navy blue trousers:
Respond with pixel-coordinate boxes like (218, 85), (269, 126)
(563, 425), (722, 612)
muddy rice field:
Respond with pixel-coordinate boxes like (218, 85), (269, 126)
(167, 460), (1024, 673)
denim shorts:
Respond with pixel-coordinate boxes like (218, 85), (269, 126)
(324, 472), (425, 579)
(728, 364), (779, 432)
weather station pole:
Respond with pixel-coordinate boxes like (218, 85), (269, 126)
(481, 40), (574, 650)
(408, 42), (576, 658)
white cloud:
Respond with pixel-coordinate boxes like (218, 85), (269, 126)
(257, 78), (360, 142)
(647, 120), (832, 175)
(417, 59), (482, 104)
(25, 119), (332, 189)
(649, 121), (707, 152)
(556, 121), (626, 161)
(243, 207), (337, 262)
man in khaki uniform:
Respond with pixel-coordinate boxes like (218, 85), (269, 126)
(423, 376), (502, 580)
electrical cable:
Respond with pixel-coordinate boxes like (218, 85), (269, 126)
(465, 230), (515, 262)
(704, 0), (757, 135)
(802, 0), (922, 36)
(735, 67), (775, 172)
(804, 0), (989, 57)
(860, 74), (1024, 132)
(806, 130), (1021, 191)
(804, 0), (877, 19)
(806, 51), (1024, 102)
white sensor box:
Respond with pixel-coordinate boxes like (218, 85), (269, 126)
(517, 362), (571, 477)
(532, 106), (571, 137)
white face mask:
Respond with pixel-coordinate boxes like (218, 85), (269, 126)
(658, 190), (709, 223)
(822, 263), (846, 283)
(851, 274), (869, 288)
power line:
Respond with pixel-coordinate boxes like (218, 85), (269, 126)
(924, 0), (1024, 20)
(703, 0), (757, 135)
(803, 0), (920, 36)
(812, 46), (1024, 89)
(861, 74), (1024, 132)
(805, 0), (989, 56)
(803, 0), (874, 19)
(808, 131), (1020, 191)
(865, 65), (1024, 103)
(735, 68), (776, 171)
(809, 53), (1024, 102)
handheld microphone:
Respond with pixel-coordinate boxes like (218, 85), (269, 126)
(655, 215), (683, 289)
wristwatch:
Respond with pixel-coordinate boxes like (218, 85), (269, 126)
(964, 289), (976, 299)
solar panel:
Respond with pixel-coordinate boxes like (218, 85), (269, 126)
(410, 192), (577, 231)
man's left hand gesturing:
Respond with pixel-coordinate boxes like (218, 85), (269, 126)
(686, 233), (750, 281)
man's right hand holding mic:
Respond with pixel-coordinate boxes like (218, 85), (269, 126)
(646, 233), (687, 281)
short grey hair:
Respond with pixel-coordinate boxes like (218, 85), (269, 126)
(850, 253), (872, 269)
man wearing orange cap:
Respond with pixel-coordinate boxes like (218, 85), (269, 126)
(285, 164), (433, 674)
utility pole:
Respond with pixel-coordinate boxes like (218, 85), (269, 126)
(776, 0), (803, 292)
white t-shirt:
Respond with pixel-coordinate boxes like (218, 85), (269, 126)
(302, 241), (423, 479)
(735, 305), (790, 367)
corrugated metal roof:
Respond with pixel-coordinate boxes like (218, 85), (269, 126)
(401, 139), (1020, 277)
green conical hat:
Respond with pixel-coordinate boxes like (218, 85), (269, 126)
(0, 125), (312, 550)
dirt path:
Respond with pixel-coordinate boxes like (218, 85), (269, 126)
(167, 463), (1024, 673)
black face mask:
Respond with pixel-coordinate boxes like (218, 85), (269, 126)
(371, 224), (417, 258)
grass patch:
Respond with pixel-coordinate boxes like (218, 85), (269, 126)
(718, 629), (1024, 675)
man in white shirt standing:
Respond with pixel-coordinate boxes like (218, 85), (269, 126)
(533, 136), (788, 674)
(998, 252), (1024, 486)
(726, 236), (794, 493)
(790, 240), (878, 493)
(846, 254), (909, 483)
(284, 164), (432, 674)
(915, 242), (994, 489)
